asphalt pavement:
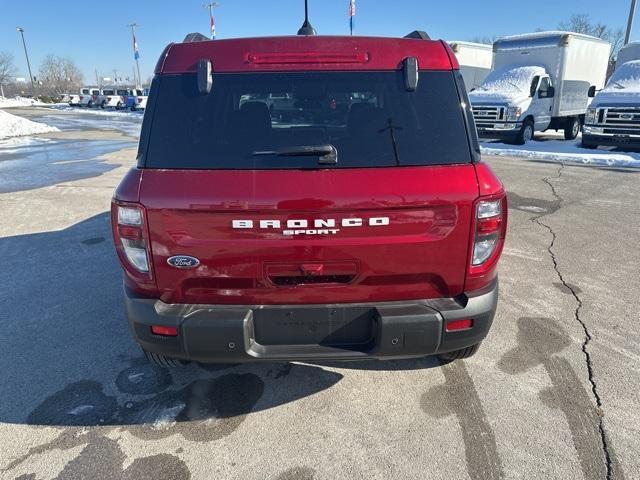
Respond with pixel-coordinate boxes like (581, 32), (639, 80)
(0, 109), (638, 480)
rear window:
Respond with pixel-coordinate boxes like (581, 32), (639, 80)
(102, 89), (115, 95)
(143, 71), (472, 169)
(117, 89), (129, 96)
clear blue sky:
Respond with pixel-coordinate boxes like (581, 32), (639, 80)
(1, 0), (637, 84)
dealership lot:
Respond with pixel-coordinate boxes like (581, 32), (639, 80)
(0, 110), (638, 479)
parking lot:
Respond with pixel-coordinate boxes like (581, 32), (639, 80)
(0, 108), (638, 479)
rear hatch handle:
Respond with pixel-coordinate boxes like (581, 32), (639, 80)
(252, 144), (338, 165)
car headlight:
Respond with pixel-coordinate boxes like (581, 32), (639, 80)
(506, 106), (521, 121)
(585, 108), (597, 125)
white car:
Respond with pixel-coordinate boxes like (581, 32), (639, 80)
(100, 87), (130, 109)
(79, 87), (101, 107)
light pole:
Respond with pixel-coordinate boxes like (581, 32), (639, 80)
(16, 27), (35, 94)
(625, 0), (638, 45)
(128, 23), (142, 88)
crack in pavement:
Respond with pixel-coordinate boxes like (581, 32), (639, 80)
(531, 162), (615, 479)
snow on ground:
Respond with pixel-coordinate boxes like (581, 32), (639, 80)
(50, 105), (143, 118)
(480, 136), (640, 168)
(0, 109), (60, 140)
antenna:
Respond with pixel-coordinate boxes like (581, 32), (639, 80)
(297, 0), (317, 36)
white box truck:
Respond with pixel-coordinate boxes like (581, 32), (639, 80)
(448, 41), (493, 91)
(582, 41), (640, 149)
(469, 31), (611, 144)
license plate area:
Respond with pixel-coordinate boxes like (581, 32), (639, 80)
(253, 307), (375, 347)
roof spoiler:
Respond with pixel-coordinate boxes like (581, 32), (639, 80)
(183, 32), (210, 43)
(404, 30), (430, 40)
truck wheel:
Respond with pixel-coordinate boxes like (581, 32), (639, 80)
(515, 120), (534, 145)
(143, 349), (189, 368)
(87, 100), (94, 108)
(564, 117), (580, 140)
(437, 343), (481, 363)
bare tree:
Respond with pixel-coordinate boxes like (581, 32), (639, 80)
(37, 54), (83, 96)
(467, 35), (496, 45)
(0, 51), (17, 98)
(558, 14), (624, 64)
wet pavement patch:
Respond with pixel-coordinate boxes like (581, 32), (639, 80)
(0, 137), (134, 193)
(421, 361), (504, 480)
(507, 192), (561, 216)
(498, 317), (625, 479)
(81, 236), (105, 245)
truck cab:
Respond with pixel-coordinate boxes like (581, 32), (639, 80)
(469, 32), (610, 145)
(583, 42), (640, 149)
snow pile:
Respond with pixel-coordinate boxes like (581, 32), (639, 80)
(471, 65), (546, 100)
(0, 109), (60, 139)
(0, 96), (51, 108)
(480, 138), (640, 168)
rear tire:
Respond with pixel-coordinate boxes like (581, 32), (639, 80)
(437, 343), (481, 363)
(143, 349), (189, 368)
(514, 120), (534, 145)
(564, 117), (580, 140)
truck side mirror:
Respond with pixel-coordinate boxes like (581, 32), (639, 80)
(588, 85), (596, 98)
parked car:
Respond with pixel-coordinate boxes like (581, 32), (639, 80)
(79, 87), (101, 108)
(582, 42), (640, 149)
(111, 30), (507, 367)
(126, 88), (149, 111)
(469, 32), (611, 144)
(448, 41), (493, 92)
(100, 87), (130, 109)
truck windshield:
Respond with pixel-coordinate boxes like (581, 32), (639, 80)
(478, 66), (546, 94)
(603, 60), (640, 92)
(143, 71), (472, 169)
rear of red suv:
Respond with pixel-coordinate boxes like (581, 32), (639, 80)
(111, 33), (506, 367)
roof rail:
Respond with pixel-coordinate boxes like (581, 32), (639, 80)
(404, 30), (430, 40)
(183, 32), (210, 43)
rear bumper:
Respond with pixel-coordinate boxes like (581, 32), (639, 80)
(124, 280), (499, 363)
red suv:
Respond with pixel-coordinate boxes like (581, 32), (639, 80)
(111, 31), (507, 367)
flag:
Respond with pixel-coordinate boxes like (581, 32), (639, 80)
(210, 12), (216, 39)
(349, 0), (356, 36)
(133, 33), (140, 60)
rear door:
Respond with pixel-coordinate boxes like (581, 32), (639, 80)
(139, 70), (479, 305)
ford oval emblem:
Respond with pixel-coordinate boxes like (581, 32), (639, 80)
(167, 255), (200, 269)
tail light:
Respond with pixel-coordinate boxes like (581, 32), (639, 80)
(92, 95), (97, 101)
(79, 95), (84, 101)
(466, 194), (507, 291)
(106, 96), (112, 101)
(111, 202), (153, 279)
(137, 97), (142, 102)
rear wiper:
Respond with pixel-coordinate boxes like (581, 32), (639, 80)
(252, 145), (338, 165)
(378, 118), (403, 166)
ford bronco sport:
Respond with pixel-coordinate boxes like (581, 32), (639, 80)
(111, 30), (507, 367)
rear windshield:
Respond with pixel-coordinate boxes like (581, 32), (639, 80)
(117, 89), (129, 96)
(102, 89), (115, 95)
(143, 71), (472, 169)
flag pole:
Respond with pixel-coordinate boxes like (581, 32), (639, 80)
(128, 23), (142, 88)
(349, 0), (356, 36)
(203, 3), (220, 40)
